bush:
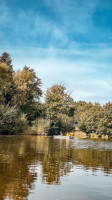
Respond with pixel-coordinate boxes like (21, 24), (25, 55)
(30, 118), (50, 135)
(0, 105), (28, 134)
(48, 113), (75, 135)
(14, 114), (28, 134)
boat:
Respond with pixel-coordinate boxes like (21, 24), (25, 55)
(54, 135), (68, 139)
(69, 136), (74, 139)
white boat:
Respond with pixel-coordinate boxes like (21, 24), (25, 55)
(54, 135), (68, 139)
(69, 136), (74, 139)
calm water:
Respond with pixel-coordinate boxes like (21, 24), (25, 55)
(0, 136), (112, 200)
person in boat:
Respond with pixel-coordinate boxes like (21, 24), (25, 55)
(60, 131), (63, 136)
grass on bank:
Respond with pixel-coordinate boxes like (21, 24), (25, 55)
(66, 131), (110, 140)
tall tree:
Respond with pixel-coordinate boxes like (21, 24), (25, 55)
(0, 52), (13, 69)
(45, 84), (75, 135)
(13, 66), (42, 122)
(13, 66), (42, 105)
(74, 101), (93, 124)
(0, 63), (14, 104)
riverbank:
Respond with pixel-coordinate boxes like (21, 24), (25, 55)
(0, 131), (111, 140)
(66, 131), (112, 140)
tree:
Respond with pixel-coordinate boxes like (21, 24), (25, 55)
(0, 105), (27, 134)
(74, 101), (93, 124)
(0, 62), (15, 104)
(13, 66), (42, 122)
(45, 84), (74, 115)
(78, 103), (102, 133)
(13, 66), (42, 105)
(78, 102), (112, 137)
(45, 84), (75, 135)
(0, 52), (12, 69)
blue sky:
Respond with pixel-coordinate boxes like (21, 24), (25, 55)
(0, 0), (112, 104)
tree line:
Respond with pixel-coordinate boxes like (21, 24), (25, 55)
(0, 52), (112, 137)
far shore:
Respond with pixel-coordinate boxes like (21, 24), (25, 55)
(1, 131), (111, 140)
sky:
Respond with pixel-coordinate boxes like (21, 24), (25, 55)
(0, 0), (112, 104)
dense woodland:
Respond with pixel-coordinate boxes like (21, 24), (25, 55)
(0, 52), (112, 137)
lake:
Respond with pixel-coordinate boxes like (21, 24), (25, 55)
(0, 136), (112, 200)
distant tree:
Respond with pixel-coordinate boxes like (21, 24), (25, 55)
(78, 103), (102, 133)
(0, 52), (13, 69)
(100, 102), (112, 136)
(74, 101), (93, 124)
(45, 84), (74, 115)
(78, 102), (112, 137)
(13, 66), (42, 105)
(0, 62), (15, 104)
(13, 66), (42, 122)
(45, 84), (75, 135)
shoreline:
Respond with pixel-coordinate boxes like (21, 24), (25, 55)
(0, 133), (112, 140)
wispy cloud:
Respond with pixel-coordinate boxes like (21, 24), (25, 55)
(0, 0), (112, 104)
(0, 1), (68, 47)
(1, 0), (112, 47)
(1, 44), (112, 104)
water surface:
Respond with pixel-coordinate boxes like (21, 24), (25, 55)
(0, 136), (112, 200)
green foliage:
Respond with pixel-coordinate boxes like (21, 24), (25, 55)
(15, 114), (28, 134)
(13, 66), (43, 123)
(45, 84), (75, 135)
(20, 102), (43, 124)
(32, 118), (50, 134)
(13, 66), (42, 106)
(78, 102), (112, 137)
(0, 52), (12, 69)
(74, 101), (93, 124)
(45, 84), (74, 116)
(49, 113), (75, 135)
(0, 105), (17, 134)
(0, 52), (42, 134)
(0, 62), (15, 104)
(0, 51), (112, 137)
(0, 105), (27, 134)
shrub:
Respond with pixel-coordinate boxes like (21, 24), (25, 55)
(0, 105), (28, 134)
(30, 118), (50, 135)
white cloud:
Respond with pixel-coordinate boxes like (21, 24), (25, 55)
(0, 0), (112, 104)
(1, 43), (111, 104)
(0, 0), (106, 47)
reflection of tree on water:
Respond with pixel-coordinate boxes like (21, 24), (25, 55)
(41, 138), (73, 185)
(72, 148), (112, 174)
(0, 136), (38, 200)
(0, 136), (112, 199)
